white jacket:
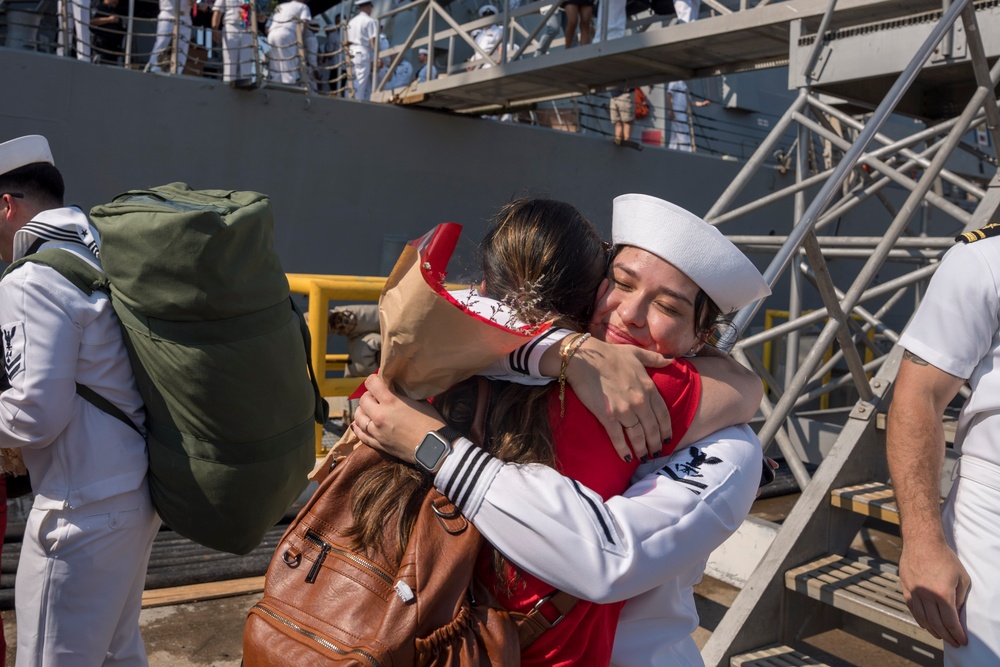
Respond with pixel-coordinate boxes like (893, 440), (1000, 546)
(0, 207), (147, 511)
(433, 425), (761, 666)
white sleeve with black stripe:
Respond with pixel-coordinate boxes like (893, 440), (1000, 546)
(447, 288), (573, 382)
(479, 326), (574, 383)
(433, 425), (762, 604)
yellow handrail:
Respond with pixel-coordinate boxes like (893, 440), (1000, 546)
(287, 273), (387, 455)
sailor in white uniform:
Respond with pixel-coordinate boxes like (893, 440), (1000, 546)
(267, 0), (312, 83)
(148, 0), (193, 72)
(0, 135), (158, 667)
(353, 194), (771, 666)
(468, 4), (503, 68)
(889, 224), (1000, 666)
(211, 0), (257, 83)
(346, 0), (377, 100)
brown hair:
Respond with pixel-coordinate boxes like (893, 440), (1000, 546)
(346, 198), (607, 569)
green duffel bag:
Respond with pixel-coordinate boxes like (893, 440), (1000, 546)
(35, 183), (325, 555)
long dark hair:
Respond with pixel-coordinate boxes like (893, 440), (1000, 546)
(346, 198), (608, 568)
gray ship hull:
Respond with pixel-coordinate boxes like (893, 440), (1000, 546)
(2, 47), (797, 277)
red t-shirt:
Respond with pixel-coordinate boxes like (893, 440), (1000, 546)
(479, 359), (702, 667)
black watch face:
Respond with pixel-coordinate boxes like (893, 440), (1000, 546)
(416, 432), (448, 470)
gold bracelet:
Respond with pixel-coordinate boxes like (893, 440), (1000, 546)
(558, 332), (591, 418)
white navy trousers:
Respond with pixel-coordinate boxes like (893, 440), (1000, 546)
(15, 481), (161, 667)
(943, 455), (1000, 667)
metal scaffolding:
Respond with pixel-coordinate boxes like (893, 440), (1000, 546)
(699, 0), (1000, 663)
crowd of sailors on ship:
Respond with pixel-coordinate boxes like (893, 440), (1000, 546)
(0, 0), (709, 148)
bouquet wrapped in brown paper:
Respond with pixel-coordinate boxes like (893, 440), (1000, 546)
(313, 223), (550, 478)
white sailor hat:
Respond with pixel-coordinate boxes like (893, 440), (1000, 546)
(478, 4), (497, 15)
(354, 0), (372, 6)
(418, 47), (428, 55)
(0, 135), (54, 177)
(612, 193), (770, 314)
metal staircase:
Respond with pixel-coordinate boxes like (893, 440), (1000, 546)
(695, 0), (1000, 664)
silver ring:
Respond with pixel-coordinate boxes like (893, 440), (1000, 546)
(365, 418), (373, 434)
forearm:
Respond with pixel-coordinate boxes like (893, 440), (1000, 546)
(886, 355), (963, 545)
(887, 398), (948, 544)
(434, 428), (761, 602)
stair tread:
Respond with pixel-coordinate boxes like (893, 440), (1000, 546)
(731, 644), (834, 666)
(830, 482), (899, 525)
(785, 554), (942, 649)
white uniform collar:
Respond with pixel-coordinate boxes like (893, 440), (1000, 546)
(13, 206), (102, 263)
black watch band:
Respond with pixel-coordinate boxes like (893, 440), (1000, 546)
(436, 425), (462, 444)
(414, 425), (462, 473)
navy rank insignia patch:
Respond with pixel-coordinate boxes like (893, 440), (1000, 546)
(956, 222), (1000, 244)
(655, 446), (723, 496)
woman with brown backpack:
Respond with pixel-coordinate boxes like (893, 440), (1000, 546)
(350, 195), (767, 665)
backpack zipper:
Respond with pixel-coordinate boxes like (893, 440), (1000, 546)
(251, 603), (383, 667)
(303, 530), (394, 587)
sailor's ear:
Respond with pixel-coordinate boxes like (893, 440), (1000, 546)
(478, 280), (488, 297)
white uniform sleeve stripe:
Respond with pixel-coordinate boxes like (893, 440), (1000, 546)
(511, 329), (552, 374)
(572, 479), (616, 545)
(454, 452), (492, 510)
(442, 445), (480, 499)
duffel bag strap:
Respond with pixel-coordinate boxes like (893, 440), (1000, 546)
(290, 298), (330, 425)
(75, 383), (143, 436)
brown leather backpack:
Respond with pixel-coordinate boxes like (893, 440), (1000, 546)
(244, 381), (575, 666)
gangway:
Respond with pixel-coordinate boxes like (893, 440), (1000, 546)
(376, 0), (952, 113)
(681, 0), (1000, 663)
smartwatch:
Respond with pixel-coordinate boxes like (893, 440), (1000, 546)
(414, 425), (461, 473)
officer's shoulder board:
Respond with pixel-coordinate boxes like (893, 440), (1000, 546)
(956, 222), (1000, 244)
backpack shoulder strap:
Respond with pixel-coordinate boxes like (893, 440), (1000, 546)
(513, 590), (580, 648)
(2, 247), (109, 296)
(74, 382), (143, 436)
(468, 378), (580, 648)
(290, 297), (330, 425)
(1, 249), (141, 436)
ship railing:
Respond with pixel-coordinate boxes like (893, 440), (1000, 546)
(360, 0), (791, 101)
(286, 273), (386, 457)
(0, 0), (354, 92)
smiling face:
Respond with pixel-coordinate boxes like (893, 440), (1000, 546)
(590, 245), (708, 358)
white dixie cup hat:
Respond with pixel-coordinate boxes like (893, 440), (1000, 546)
(611, 193), (770, 314)
(0, 135), (55, 176)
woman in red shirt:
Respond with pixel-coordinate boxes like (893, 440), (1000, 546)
(348, 197), (761, 665)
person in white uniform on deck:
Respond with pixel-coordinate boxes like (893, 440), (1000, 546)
(267, 0), (311, 83)
(147, 0), (193, 73)
(354, 194), (771, 666)
(212, 0), (257, 83)
(888, 224), (1000, 666)
(673, 0), (699, 23)
(667, 80), (709, 152)
(346, 0), (377, 100)
(468, 4), (503, 69)
(57, 0), (91, 61)
(0, 135), (159, 667)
